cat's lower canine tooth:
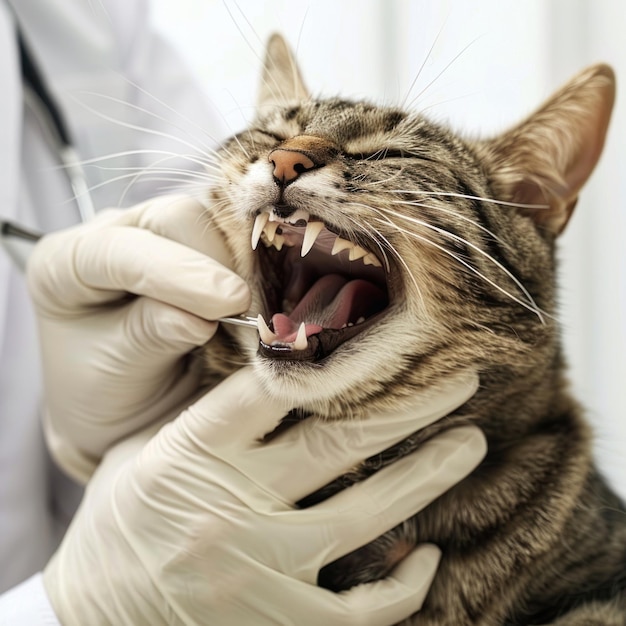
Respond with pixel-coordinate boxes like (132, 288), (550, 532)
(257, 314), (277, 345)
(293, 322), (308, 350)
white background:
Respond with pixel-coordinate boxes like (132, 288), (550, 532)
(150, 0), (626, 497)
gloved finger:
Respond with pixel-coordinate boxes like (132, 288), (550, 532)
(28, 224), (250, 318)
(301, 426), (486, 568)
(180, 367), (293, 450)
(324, 544), (441, 626)
(241, 371), (478, 502)
(119, 194), (236, 271)
(120, 296), (219, 355)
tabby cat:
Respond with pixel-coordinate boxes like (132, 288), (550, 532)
(204, 34), (626, 625)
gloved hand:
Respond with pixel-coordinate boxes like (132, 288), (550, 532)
(43, 367), (485, 626)
(26, 195), (249, 482)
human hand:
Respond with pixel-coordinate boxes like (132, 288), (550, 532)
(43, 367), (485, 626)
(26, 195), (249, 482)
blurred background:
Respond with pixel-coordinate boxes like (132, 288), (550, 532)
(148, 0), (626, 495)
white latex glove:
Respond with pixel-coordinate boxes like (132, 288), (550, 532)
(43, 367), (485, 626)
(26, 195), (249, 483)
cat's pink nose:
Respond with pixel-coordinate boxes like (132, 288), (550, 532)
(269, 149), (315, 185)
(268, 135), (338, 186)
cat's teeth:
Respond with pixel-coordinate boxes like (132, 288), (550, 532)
(356, 316), (365, 324)
(257, 314), (277, 345)
(254, 212), (383, 267)
(264, 221), (280, 242)
(301, 221), (325, 257)
(331, 237), (354, 255)
(363, 253), (383, 267)
(251, 212), (270, 250)
(331, 236), (381, 266)
(348, 246), (368, 261)
(273, 234), (286, 251)
(293, 322), (308, 350)
(258, 315), (308, 352)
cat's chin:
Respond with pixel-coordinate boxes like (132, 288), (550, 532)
(251, 357), (367, 416)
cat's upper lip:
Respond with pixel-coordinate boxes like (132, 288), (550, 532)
(250, 206), (390, 361)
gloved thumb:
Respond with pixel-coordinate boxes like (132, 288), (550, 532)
(333, 544), (441, 626)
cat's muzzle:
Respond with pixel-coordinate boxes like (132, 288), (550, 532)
(251, 207), (389, 362)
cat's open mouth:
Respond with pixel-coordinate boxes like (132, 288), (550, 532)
(250, 206), (389, 362)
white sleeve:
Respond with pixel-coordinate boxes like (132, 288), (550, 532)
(0, 573), (60, 625)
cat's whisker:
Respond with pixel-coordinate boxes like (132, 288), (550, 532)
(49, 148), (220, 175)
(87, 166), (222, 187)
(230, 0), (265, 48)
(386, 189), (550, 211)
(226, 127), (253, 160)
(336, 210), (393, 273)
(74, 72), (246, 163)
(371, 214), (547, 322)
(375, 204), (544, 317)
(62, 166), (214, 208)
(192, 205), (230, 238)
(70, 91), (223, 160)
(89, 164), (219, 183)
(390, 199), (510, 249)
(406, 36), (483, 111)
(361, 168), (407, 187)
(363, 149), (389, 162)
(400, 17), (448, 109)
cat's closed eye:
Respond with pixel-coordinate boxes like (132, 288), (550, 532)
(344, 148), (408, 160)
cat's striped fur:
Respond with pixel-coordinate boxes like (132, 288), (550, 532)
(203, 35), (625, 625)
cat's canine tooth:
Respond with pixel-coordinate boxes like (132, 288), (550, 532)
(251, 212), (270, 250)
(257, 314), (277, 345)
(348, 246), (368, 261)
(292, 322), (308, 350)
(264, 221), (280, 242)
(301, 221), (325, 257)
(363, 253), (383, 267)
(331, 237), (353, 256)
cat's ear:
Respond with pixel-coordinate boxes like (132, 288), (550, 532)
(481, 64), (615, 236)
(257, 34), (309, 109)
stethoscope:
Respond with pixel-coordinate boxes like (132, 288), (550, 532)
(0, 14), (95, 271)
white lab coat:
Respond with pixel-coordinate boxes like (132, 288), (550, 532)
(0, 0), (222, 607)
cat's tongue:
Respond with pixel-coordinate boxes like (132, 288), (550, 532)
(270, 273), (386, 342)
(270, 315), (323, 343)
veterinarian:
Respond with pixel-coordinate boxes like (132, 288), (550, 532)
(0, 1), (486, 623)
